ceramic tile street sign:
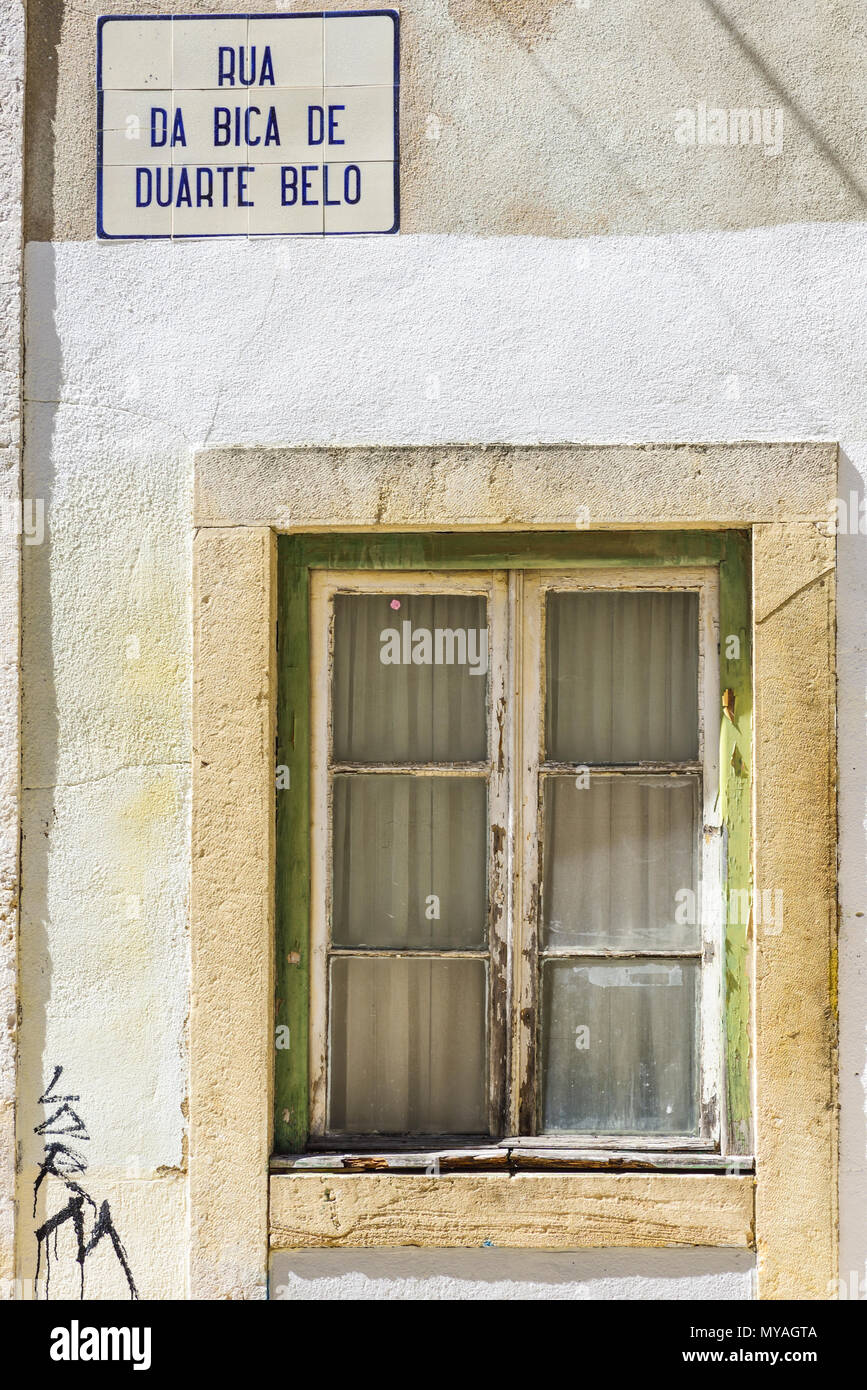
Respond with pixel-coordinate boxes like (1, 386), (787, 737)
(97, 11), (399, 238)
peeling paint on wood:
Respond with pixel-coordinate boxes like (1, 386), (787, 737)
(719, 532), (752, 1155)
(275, 543), (311, 1153)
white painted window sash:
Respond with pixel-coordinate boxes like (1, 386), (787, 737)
(309, 564), (723, 1152)
(511, 566), (723, 1149)
(309, 569), (509, 1141)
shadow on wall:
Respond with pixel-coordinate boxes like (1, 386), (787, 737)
(17, 0), (62, 1293)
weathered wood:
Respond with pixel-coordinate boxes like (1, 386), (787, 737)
(305, 1134), (491, 1151)
(287, 530), (729, 572)
(269, 1173), (755, 1249)
(510, 1151), (753, 1172)
(273, 533), (752, 1159)
(272, 1148), (509, 1172)
(274, 541), (311, 1152)
(271, 1149), (753, 1173)
(503, 1134), (714, 1150)
(719, 531), (752, 1154)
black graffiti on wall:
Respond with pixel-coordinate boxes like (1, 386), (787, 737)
(33, 1065), (138, 1300)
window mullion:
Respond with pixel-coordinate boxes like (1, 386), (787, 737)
(698, 571), (724, 1148)
(308, 572), (332, 1138)
(488, 572), (510, 1138)
(513, 570), (542, 1135)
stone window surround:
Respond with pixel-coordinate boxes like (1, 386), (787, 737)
(191, 442), (837, 1301)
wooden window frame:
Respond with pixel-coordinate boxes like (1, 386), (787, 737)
(275, 534), (749, 1163)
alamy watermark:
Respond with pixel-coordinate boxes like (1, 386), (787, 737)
(379, 620), (488, 676)
(827, 493), (867, 534)
(49, 1321), (151, 1370)
(828, 1271), (867, 1300)
(0, 498), (45, 545)
(675, 886), (783, 935)
(674, 102), (783, 158)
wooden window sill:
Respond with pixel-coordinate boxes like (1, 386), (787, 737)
(271, 1148), (755, 1175)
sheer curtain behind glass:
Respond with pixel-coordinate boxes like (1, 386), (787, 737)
(328, 592), (490, 1135)
(333, 594), (487, 763)
(546, 591), (698, 763)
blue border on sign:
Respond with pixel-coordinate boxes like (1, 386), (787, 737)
(96, 11), (400, 240)
(97, 14), (177, 239)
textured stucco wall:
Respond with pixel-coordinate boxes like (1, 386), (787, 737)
(20, 222), (867, 1298)
(13, 0), (867, 1298)
(270, 1247), (756, 1300)
(0, 0), (24, 1299)
(24, 0), (867, 241)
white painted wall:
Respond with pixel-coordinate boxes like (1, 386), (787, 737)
(20, 218), (867, 1297)
(270, 1247), (755, 1300)
(0, 0), (25, 1297)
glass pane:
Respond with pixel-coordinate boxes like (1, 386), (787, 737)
(545, 591), (699, 763)
(540, 958), (699, 1134)
(541, 775), (699, 951)
(329, 957), (488, 1134)
(332, 593), (488, 763)
(332, 775), (488, 949)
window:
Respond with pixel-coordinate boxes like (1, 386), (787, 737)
(193, 446), (835, 1295)
(303, 563), (722, 1150)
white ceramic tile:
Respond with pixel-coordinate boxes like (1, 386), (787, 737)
(171, 17), (248, 91)
(323, 161), (397, 235)
(248, 16), (323, 88)
(171, 163), (252, 237)
(99, 92), (174, 166)
(100, 89), (167, 132)
(324, 13), (397, 87)
(322, 86), (396, 161)
(170, 90), (250, 166)
(243, 89), (326, 163)
(101, 131), (172, 167)
(99, 163), (172, 238)
(99, 18), (172, 91)
(249, 164), (324, 236)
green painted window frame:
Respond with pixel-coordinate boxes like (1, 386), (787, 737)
(274, 530), (752, 1156)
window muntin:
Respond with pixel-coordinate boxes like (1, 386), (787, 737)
(309, 566), (721, 1149)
